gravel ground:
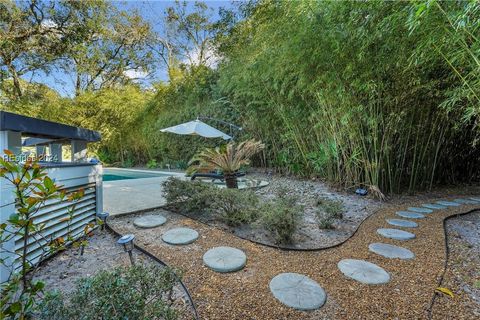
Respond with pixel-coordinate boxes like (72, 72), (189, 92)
(181, 173), (382, 249)
(34, 230), (196, 319)
(430, 211), (480, 319)
(109, 200), (480, 319)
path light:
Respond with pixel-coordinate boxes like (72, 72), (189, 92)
(117, 234), (135, 265)
(97, 212), (109, 230)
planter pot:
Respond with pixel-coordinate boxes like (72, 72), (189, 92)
(224, 174), (238, 189)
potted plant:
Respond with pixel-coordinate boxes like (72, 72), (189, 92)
(189, 139), (265, 188)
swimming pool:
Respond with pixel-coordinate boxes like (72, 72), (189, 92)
(102, 168), (172, 181)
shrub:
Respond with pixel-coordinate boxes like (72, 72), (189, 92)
(208, 188), (259, 226)
(315, 210), (335, 229)
(162, 177), (215, 214)
(147, 159), (158, 168)
(259, 196), (302, 244)
(316, 197), (344, 219)
(37, 264), (179, 320)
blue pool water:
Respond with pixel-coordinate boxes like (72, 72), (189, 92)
(103, 169), (171, 181)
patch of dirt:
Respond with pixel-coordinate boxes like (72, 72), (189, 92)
(431, 210), (480, 319)
(34, 230), (196, 319)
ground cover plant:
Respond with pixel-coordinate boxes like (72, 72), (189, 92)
(37, 264), (180, 320)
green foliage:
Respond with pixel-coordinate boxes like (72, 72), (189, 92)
(315, 211), (335, 230)
(0, 153), (89, 319)
(36, 264), (179, 320)
(259, 195), (302, 244)
(2, 0), (480, 194)
(208, 188), (259, 226)
(162, 177), (214, 214)
(146, 159), (158, 169)
(316, 198), (344, 220)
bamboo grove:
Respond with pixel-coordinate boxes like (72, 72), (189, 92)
(1, 0), (479, 194)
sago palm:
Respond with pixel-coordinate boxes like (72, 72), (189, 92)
(189, 139), (265, 188)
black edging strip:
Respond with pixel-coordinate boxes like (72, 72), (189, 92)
(105, 224), (200, 320)
(426, 208), (479, 319)
(111, 203), (480, 318)
(164, 205), (380, 252)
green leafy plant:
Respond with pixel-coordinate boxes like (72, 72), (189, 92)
(146, 159), (158, 169)
(259, 195), (302, 244)
(315, 211), (335, 229)
(162, 177), (214, 214)
(0, 151), (88, 319)
(208, 188), (259, 226)
(316, 197), (344, 219)
(189, 139), (265, 188)
(36, 264), (180, 320)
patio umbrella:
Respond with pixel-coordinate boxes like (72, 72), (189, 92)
(160, 119), (232, 140)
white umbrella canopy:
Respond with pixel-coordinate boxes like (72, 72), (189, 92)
(160, 119), (232, 140)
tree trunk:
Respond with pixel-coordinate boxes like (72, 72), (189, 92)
(7, 63), (22, 97)
(224, 174), (238, 189)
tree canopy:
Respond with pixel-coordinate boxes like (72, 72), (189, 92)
(1, 0), (479, 193)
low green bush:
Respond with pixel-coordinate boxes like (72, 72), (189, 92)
(259, 196), (302, 244)
(208, 188), (259, 226)
(147, 159), (158, 168)
(315, 210), (335, 229)
(316, 197), (344, 219)
(162, 177), (214, 213)
(37, 264), (179, 320)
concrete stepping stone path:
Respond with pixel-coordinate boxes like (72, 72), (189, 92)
(407, 207), (433, 214)
(133, 215), (167, 228)
(203, 246), (247, 273)
(269, 273), (326, 310)
(368, 243), (415, 260)
(436, 200), (461, 207)
(422, 203), (447, 210)
(386, 219), (418, 228)
(338, 259), (390, 284)
(454, 198), (479, 205)
(396, 211), (425, 219)
(377, 228), (415, 241)
(162, 227), (199, 245)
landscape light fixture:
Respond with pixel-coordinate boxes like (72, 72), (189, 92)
(97, 212), (109, 230)
(117, 234), (135, 265)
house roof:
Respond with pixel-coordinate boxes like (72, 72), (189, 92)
(0, 111), (101, 142)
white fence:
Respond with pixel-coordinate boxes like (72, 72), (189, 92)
(0, 164), (103, 282)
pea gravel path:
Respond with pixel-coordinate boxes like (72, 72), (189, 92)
(109, 200), (480, 319)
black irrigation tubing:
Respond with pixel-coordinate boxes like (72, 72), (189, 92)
(105, 223), (200, 320)
(426, 208), (479, 319)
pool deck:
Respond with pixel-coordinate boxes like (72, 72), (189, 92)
(103, 168), (185, 216)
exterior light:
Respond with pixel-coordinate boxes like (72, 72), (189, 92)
(97, 212), (109, 230)
(117, 234), (135, 265)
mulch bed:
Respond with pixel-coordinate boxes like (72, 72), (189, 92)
(109, 200), (480, 319)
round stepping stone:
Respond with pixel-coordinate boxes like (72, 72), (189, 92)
(203, 246), (246, 273)
(338, 259), (390, 284)
(396, 211), (425, 219)
(269, 273), (326, 310)
(133, 215), (167, 228)
(422, 203), (447, 210)
(436, 200), (461, 207)
(369, 243), (415, 260)
(377, 228), (415, 240)
(386, 219), (418, 228)
(407, 207), (433, 214)
(162, 228), (199, 245)
(454, 198), (479, 205)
